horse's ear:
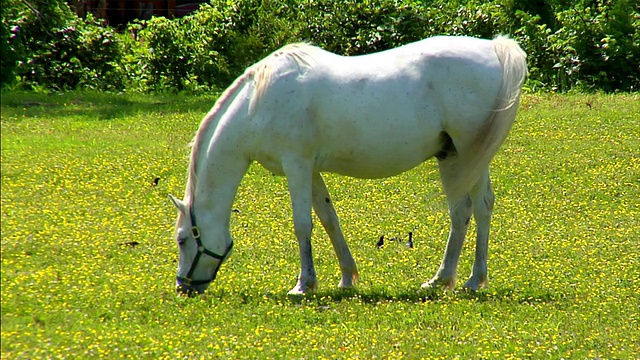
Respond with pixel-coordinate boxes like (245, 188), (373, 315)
(169, 194), (187, 214)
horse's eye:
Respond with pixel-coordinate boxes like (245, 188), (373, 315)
(177, 237), (186, 246)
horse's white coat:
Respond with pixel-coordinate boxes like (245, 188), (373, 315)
(170, 36), (527, 295)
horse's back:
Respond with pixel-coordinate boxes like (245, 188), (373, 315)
(315, 36), (503, 122)
(249, 36), (509, 178)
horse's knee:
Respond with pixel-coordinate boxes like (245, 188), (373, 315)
(449, 196), (472, 227)
(293, 218), (313, 240)
(472, 181), (494, 216)
(484, 189), (495, 212)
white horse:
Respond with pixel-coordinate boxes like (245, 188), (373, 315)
(169, 35), (527, 296)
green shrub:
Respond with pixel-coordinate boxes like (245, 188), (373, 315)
(518, 0), (640, 92)
(2, 0), (125, 91)
(295, 0), (427, 55)
(512, 11), (558, 91)
(138, 0), (270, 92)
(420, 1), (512, 38)
(1, 11), (18, 88)
(2, 0), (638, 93)
(560, 0), (639, 91)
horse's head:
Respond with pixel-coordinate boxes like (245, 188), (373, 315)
(169, 195), (233, 296)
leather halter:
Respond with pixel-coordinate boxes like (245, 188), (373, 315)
(176, 208), (233, 288)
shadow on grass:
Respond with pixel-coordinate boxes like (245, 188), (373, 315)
(1, 91), (219, 120)
(201, 285), (569, 308)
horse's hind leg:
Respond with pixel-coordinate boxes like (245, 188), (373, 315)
(462, 168), (493, 290)
(311, 172), (358, 288)
(422, 154), (474, 290)
(422, 194), (472, 290)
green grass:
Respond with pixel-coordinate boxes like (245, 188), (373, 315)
(2, 91), (639, 359)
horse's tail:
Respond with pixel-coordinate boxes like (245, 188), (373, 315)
(492, 36), (528, 113)
(443, 36), (527, 204)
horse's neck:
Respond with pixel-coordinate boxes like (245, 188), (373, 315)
(188, 76), (252, 230)
(190, 144), (250, 231)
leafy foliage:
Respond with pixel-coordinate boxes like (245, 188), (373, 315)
(2, 0), (124, 91)
(135, 0), (309, 92)
(555, 0), (640, 91)
(295, 0), (427, 55)
(1, 0), (638, 92)
(137, 1), (268, 92)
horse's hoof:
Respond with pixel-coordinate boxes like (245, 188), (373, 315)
(338, 274), (358, 289)
(288, 286), (305, 295)
(461, 275), (488, 291)
(336, 287), (356, 297)
(286, 290), (306, 302)
(420, 281), (439, 292)
(287, 280), (318, 299)
(421, 276), (455, 291)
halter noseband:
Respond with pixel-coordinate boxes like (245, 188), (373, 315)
(176, 207), (233, 289)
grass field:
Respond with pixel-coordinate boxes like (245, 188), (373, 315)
(1, 91), (639, 359)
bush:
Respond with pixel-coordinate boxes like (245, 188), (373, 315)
(2, 0), (638, 93)
(2, 0), (125, 91)
(1, 11), (18, 88)
(514, 0), (640, 92)
(138, 0), (270, 92)
(294, 0), (427, 55)
(556, 0), (639, 91)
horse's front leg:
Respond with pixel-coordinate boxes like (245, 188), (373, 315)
(283, 158), (318, 296)
(311, 172), (358, 289)
(422, 195), (473, 290)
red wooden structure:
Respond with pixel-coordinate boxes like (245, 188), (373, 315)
(75, 0), (208, 27)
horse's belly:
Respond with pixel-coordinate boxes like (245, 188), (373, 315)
(319, 158), (423, 179)
(316, 139), (440, 179)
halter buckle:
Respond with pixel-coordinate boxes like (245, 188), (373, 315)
(191, 226), (201, 239)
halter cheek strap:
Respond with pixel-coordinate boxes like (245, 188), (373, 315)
(176, 208), (233, 287)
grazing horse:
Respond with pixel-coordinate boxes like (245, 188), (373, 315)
(169, 35), (527, 296)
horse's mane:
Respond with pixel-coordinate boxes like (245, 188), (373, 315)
(185, 43), (318, 204)
(185, 69), (253, 204)
(250, 42), (316, 113)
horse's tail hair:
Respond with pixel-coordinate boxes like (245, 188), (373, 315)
(443, 35), (527, 204)
(492, 36), (528, 112)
